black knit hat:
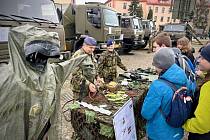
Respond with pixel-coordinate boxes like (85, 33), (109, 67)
(200, 44), (210, 63)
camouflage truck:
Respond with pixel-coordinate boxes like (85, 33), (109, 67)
(120, 16), (145, 51)
(162, 23), (193, 46)
(141, 19), (156, 48)
(63, 2), (122, 53)
(0, 0), (70, 64)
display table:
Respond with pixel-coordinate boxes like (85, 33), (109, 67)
(68, 68), (157, 140)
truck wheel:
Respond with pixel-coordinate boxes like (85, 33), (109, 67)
(117, 45), (132, 54)
(139, 40), (148, 49)
(121, 39), (133, 53)
(132, 45), (141, 50)
(123, 47), (132, 53)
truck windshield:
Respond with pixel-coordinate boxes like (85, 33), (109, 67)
(103, 9), (119, 27)
(138, 20), (143, 30)
(149, 21), (155, 30)
(1, 0), (59, 23)
(133, 18), (140, 29)
(163, 25), (185, 32)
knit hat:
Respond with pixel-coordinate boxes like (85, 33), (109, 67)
(200, 44), (210, 63)
(84, 36), (97, 46)
(152, 48), (175, 70)
(107, 38), (113, 46)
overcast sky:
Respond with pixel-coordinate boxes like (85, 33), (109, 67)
(75, 0), (107, 4)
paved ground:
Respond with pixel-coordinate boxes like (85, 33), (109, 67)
(60, 40), (207, 140)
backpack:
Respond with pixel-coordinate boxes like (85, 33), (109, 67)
(159, 78), (193, 128)
(176, 54), (195, 72)
(175, 53), (196, 93)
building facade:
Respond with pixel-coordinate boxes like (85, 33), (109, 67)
(54, 0), (210, 31)
(106, 0), (210, 31)
(105, 0), (177, 30)
(106, 0), (131, 15)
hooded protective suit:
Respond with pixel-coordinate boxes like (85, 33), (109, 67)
(0, 25), (87, 140)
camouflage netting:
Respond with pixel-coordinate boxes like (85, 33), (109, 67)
(69, 68), (156, 140)
(71, 108), (115, 140)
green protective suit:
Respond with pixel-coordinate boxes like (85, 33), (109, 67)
(0, 25), (87, 140)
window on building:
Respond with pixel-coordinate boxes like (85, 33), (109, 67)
(110, 3), (111, 7)
(167, 17), (170, 22)
(162, 7), (165, 13)
(155, 7), (158, 13)
(154, 16), (157, 21)
(160, 16), (164, 22)
(123, 3), (127, 9)
(149, 6), (152, 10)
(168, 7), (171, 13)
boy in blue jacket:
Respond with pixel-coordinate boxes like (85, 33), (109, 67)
(141, 48), (190, 140)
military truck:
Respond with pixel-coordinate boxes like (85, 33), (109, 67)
(0, 0), (70, 63)
(63, 2), (122, 53)
(120, 16), (145, 51)
(162, 23), (193, 46)
(141, 19), (156, 48)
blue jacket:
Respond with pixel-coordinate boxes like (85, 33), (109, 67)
(141, 64), (189, 140)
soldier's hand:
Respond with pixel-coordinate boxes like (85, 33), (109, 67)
(96, 76), (104, 84)
(89, 83), (97, 93)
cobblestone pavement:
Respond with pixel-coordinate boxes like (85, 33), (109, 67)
(60, 42), (204, 140)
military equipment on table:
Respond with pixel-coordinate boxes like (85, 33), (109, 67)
(119, 68), (157, 82)
(106, 81), (119, 92)
(63, 2), (122, 53)
(70, 85), (149, 140)
(120, 16), (145, 52)
(68, 68), (157, 140)
(0, 0), (71, 64)
(141, 19), (156, 48)
(137, 67), (157, 75)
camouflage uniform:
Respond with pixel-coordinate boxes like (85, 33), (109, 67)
(98, 50), (127, 82)
(71, 49), (97, 100)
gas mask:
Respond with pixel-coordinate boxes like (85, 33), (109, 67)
(25, 40), (60, 72)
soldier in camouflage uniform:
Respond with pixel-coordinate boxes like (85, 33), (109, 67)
(71, 36), (103, 100)
(98, 39), (127, 83)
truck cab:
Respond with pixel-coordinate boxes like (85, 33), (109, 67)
(0, 0), (68, 63)
(120, 16), (145, 51)
(63, 2), (122, 53)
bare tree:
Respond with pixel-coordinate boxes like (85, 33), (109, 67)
(193, 0), (209, 31)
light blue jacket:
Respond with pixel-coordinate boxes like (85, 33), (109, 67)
(141, 64), (189, 140)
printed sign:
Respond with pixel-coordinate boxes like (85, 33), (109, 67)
(113, 99), (137, 140)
